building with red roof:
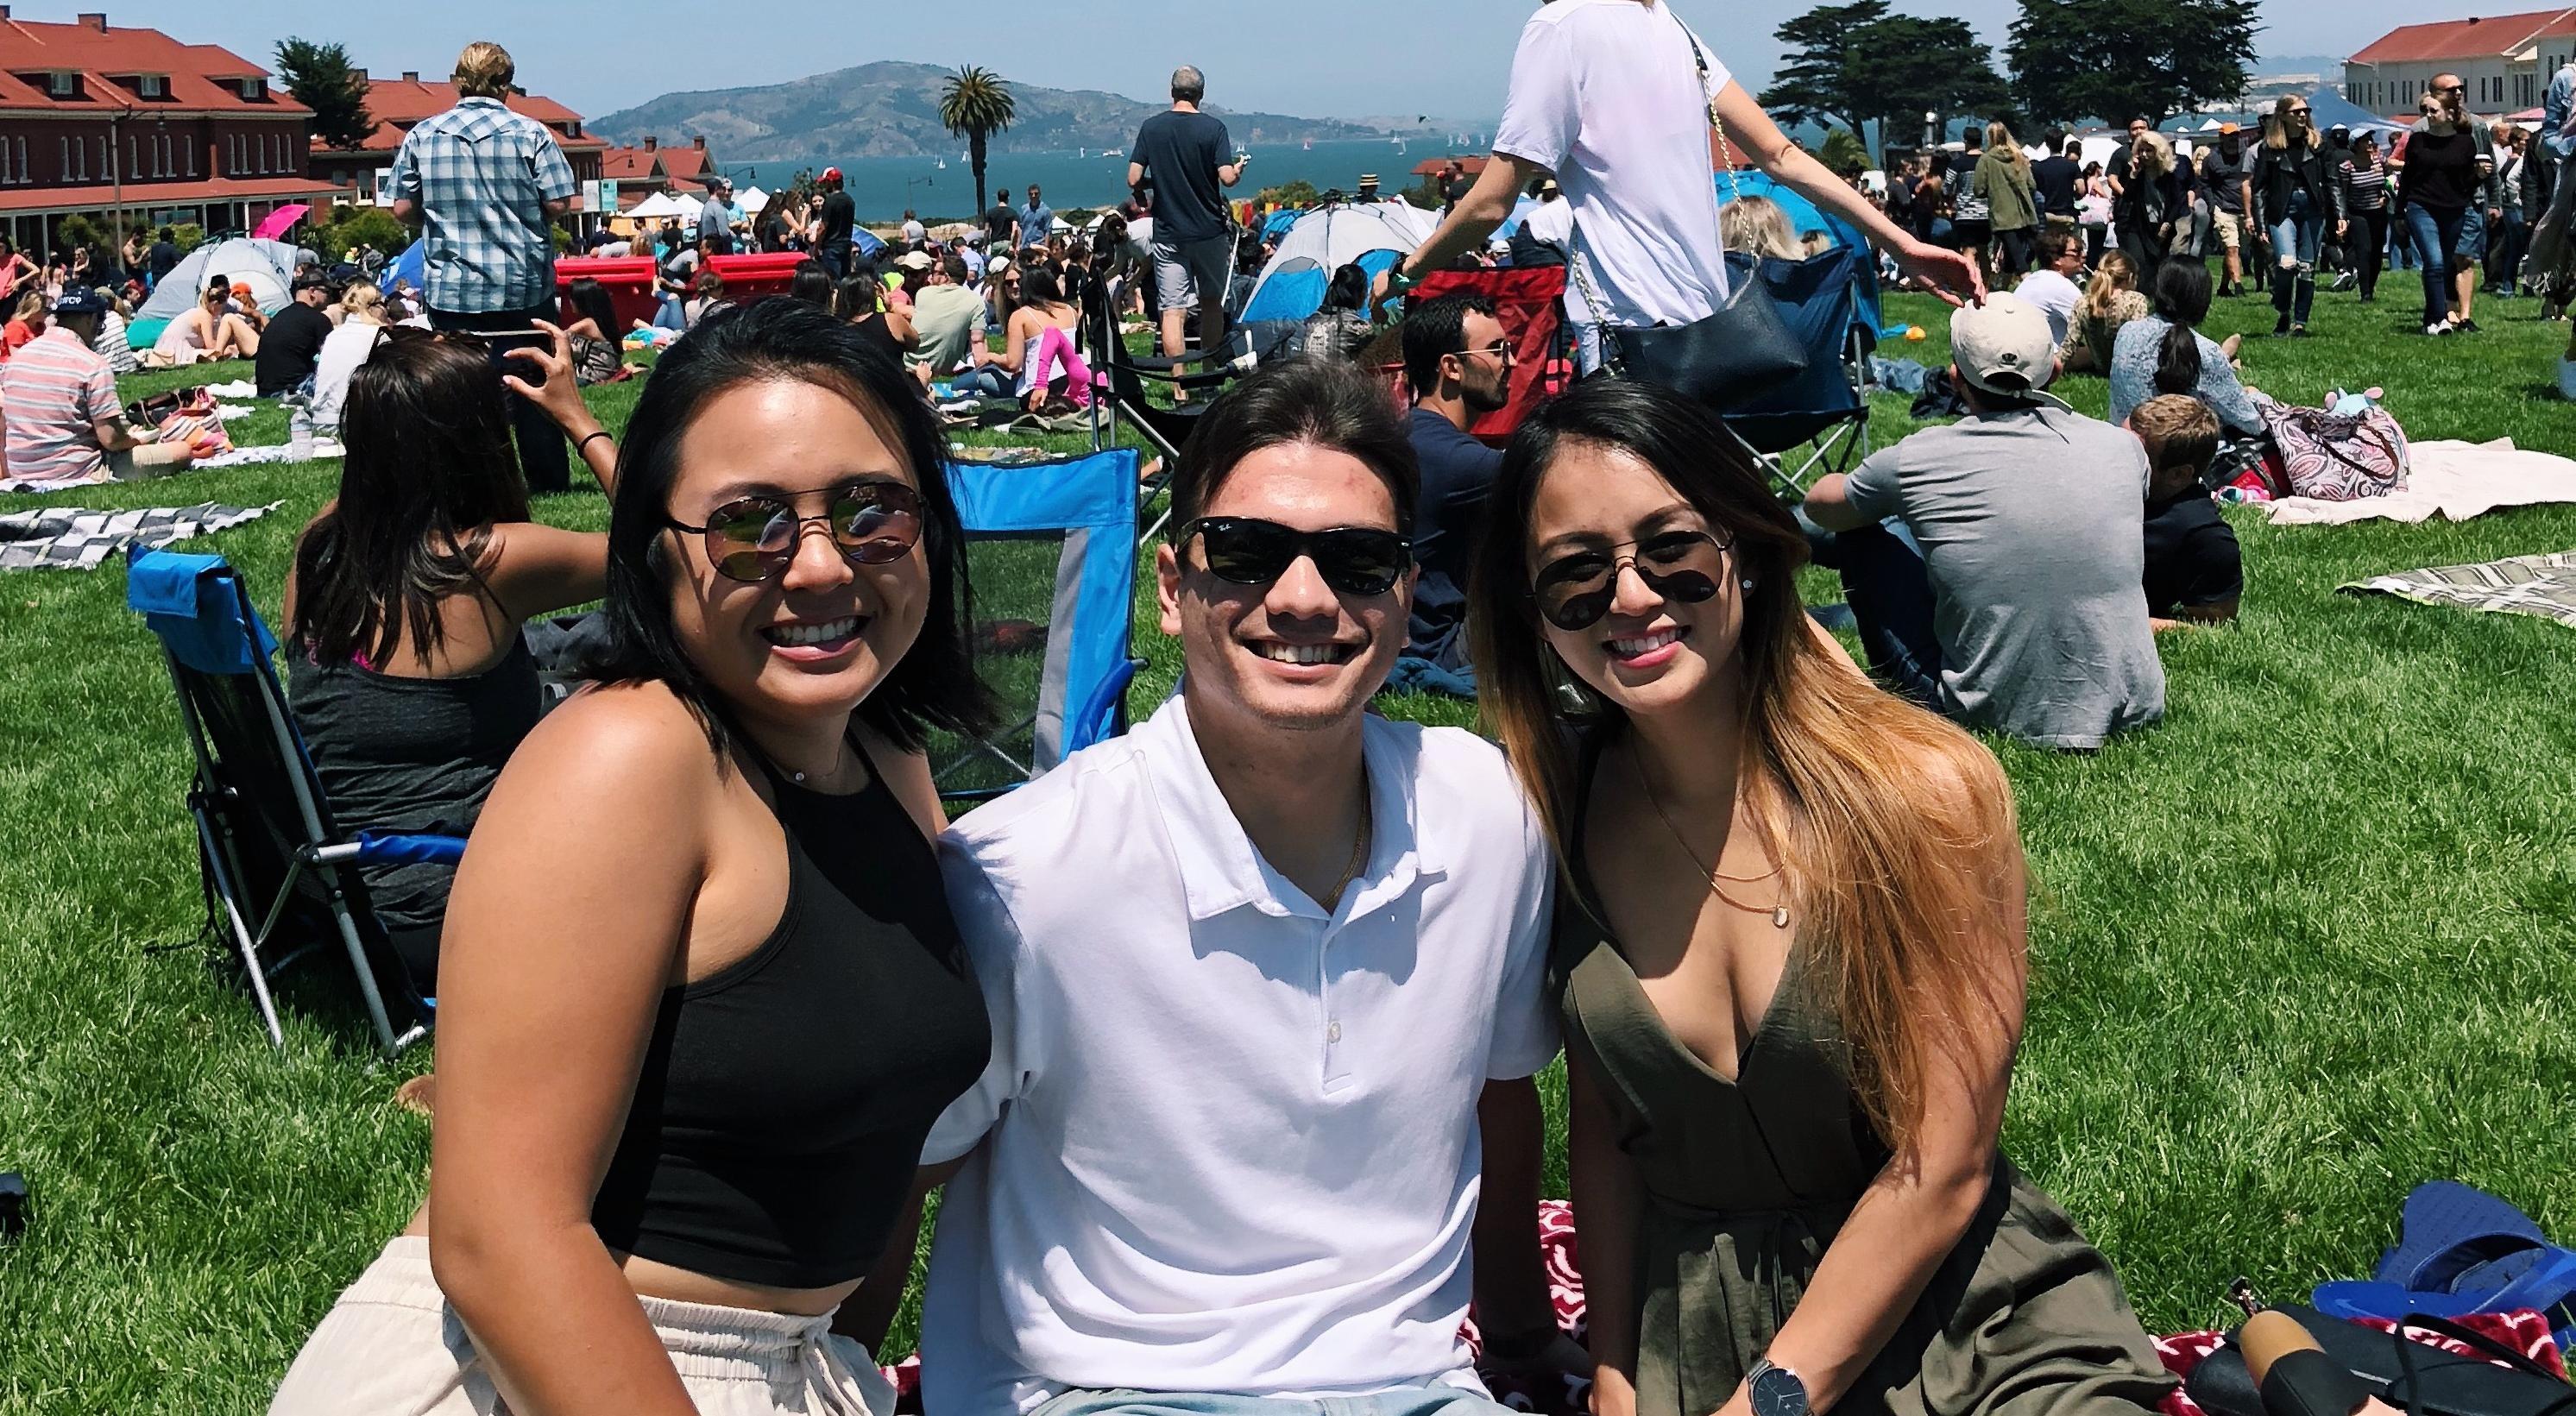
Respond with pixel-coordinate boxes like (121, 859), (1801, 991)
(598, 133), (720, 214)
(0, 7), (337, 254)
(2344, 8), (2576, 114)
(304, 69), (605, 227)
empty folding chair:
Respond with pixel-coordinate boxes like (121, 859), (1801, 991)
(1717, 245), (1875, 498)
(128, 548), (449, 1053)
(932, 448), (1149, 803)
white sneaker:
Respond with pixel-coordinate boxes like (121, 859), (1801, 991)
(2558, 357), (2576, 401)
(2426, 321), (2454, 337)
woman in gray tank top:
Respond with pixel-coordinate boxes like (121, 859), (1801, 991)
(284, 319), (621, 995)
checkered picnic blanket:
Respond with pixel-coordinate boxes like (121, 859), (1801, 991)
(2341, 551), (2576, 630)
(0, 500), (276, 572)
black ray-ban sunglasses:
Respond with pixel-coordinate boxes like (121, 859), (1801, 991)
(1177, 516), (1413, 596)
(1530, 527), (1733, 631)
(667, 481), (924, 583)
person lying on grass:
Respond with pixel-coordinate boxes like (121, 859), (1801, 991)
(280, 322), (619, 1003)
(2126, 393), (2243, 631)
(1465, 374), (2181, 1416)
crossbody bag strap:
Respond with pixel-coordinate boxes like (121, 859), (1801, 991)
(1565, 10), (1739, 343)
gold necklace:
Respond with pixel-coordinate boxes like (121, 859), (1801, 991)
(1630, 746), (1791, 929)
(1321, 789), (1375, 913)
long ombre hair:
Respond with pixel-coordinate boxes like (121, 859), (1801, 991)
(1466, 380), (2021, 1151)
(2080, 249), (2138, 322)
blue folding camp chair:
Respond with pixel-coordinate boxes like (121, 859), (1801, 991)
(1720, 245), (1875, 498)
(935, 449), (1148, 802)
(128, 548), (449, 1053)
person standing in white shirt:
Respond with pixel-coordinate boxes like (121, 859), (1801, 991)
(879, 358), (1573, 1416)
(1387, 0), (1980, 369)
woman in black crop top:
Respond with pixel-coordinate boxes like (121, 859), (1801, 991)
(273, 300), (998, 1416)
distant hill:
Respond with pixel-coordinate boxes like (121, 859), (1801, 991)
(592, 62), (1389, 161)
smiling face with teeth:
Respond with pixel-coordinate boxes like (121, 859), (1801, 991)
(1525, 439), (1748, 721)
(662, 378), (930, 731)
(1158, 441), (1414, 738)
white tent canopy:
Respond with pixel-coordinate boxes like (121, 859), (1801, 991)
(738, 186), (769, 213)
(134, 237), (300, 326)
(1238, 200), (1427, 324)
(626, 191), (702, 222)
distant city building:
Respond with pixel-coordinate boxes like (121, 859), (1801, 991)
(0, 8), (337, 254)
(305, 71), (605, 231)
(2345, 7), (2576, 116)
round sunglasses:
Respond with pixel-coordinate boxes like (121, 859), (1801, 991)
(1529, 527), (1733, 631)
(1178, 516), (1412, 597)
(666, 481), (924, 583)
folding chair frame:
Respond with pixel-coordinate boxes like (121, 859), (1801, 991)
(1746, 323), (1875, 500)
(138, 556), (443, 1054)
(1081, 278), (1236, 545)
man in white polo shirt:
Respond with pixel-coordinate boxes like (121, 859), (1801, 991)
(911, 357), (1567, 1416)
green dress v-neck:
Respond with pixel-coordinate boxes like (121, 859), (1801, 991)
(1555, 743), (2176, 1416)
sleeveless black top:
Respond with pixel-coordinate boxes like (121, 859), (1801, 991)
(589, 739), (992, 1289)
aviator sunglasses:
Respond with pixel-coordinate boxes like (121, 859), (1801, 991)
(666, 481), (924, 583)
(1530, 527), (1733, 631)
(1177, 516), (1413, 597)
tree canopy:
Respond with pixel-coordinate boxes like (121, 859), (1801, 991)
(2006, 0), (2258, 126)
(274, 39), (374, 153)
(939, 66), (1017, 214)
(1760, 3), (2014, 153)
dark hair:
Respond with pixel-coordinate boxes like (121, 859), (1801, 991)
(1322, 261), (1370, 314)
(1401, 290), (1497, 399)
(834, 271), (882, 320)
(562, 276), (617, 337)
(693, 269), (726, 300)
(941, 251), (970, 284)
(1171, 356), (1420, 536)
(2064, 139), (2083, 157)
(2033, 230), (2075, 264)
(787, 259), (834, 307)
(289, 330), (528, 667)
(2149, 258), (2211, 396)
(587, 299), (993, 754)
(1962, 125), (1982, 151)
(1019, 267), (1068, 312)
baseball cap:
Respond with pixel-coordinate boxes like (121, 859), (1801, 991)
(1949, 293), (2069, 410)
(896, 250), (935, 271)
(292, 267), (334, 292)
(2218, 122), (2239, 135)
(822, 166), (843, 182)
(50, 287), (105, 317)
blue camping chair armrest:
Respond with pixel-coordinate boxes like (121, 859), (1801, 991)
(1073, 658), (1146, 751)
(310, 831), (469, 868)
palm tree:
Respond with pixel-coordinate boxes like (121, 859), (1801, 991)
(940, 66), (1017, 215)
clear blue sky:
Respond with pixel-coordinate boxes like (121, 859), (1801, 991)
(98, 0), (2374, 129)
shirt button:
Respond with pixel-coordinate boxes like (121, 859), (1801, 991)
(1326, 1021), (1343, 1044)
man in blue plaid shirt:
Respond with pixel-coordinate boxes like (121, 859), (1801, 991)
(389, 41), (579, 493)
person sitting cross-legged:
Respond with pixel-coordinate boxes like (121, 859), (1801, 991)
(1395, 291), (1513, 689)
(1799, 293), (2165, 751)
(865, 356), (1586, 1416)
(1, 287), (193, 488)
(2125, 393), (2243, 631)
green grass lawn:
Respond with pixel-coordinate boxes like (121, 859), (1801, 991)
(3, 284), (2574, 1411)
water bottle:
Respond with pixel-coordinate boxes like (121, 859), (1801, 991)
(289, 406), (314, 460)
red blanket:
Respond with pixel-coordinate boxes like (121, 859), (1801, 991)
(880, 1200), (2567, 1415)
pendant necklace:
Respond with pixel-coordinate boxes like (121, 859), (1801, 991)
(1631, 747), (1791, 929)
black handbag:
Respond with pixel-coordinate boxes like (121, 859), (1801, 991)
(1565, 26), (1809, 410)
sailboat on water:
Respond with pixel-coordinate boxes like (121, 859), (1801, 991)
(1302, 137), (1313, 151)
(935, 156), (948, 169)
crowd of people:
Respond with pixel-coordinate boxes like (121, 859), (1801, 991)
(7, 11), (2562, 1416)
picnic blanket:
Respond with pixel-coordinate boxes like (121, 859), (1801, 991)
(0, 500), (277, 571)
(866, 1201), (2565, 1416)
(2264, 439), (2576, 525)
(2341, 550), (2576, 629)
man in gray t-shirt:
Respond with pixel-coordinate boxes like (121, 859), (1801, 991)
(1801, 293), (2164, 750)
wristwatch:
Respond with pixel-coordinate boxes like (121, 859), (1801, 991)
(1745, 1359), (1811, 1416)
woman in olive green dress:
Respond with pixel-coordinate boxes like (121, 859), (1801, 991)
(1464, 380), (2176, 1416)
